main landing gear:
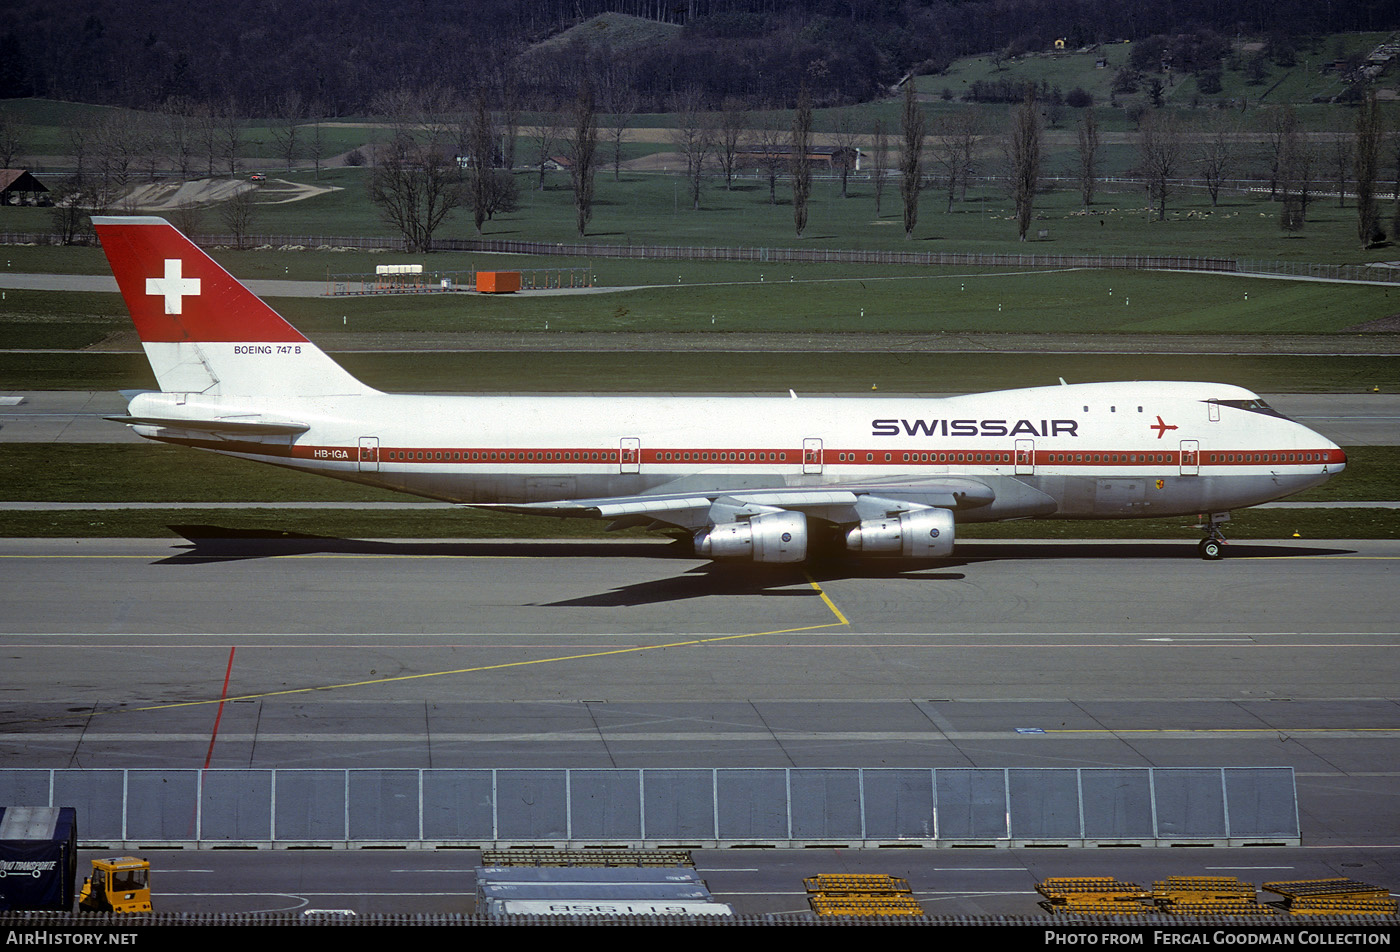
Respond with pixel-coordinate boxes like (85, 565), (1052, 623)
(1196, 512), (1230, 561)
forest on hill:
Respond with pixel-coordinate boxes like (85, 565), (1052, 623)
(2, 0), (1397, 114)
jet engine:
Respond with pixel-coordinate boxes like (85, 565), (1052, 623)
(844, 508), (954, 558)
(693, 511), (808, 563)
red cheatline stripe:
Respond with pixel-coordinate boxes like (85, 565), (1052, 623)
(156, 437), (1344, 469)
(203, 646), (237, 770)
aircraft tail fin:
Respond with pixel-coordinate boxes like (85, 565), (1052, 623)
(94, 216), (370, 399)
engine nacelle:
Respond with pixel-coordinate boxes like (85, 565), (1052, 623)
(844, 508), (955, 558)
(694, 511), (808, 563)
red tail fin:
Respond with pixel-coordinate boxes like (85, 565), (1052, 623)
(95, 216), (307, 344)
(94, 216), (367, 398)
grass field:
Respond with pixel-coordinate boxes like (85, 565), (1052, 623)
(3, 351), (1397, 394)
(4, 257), (1400, 352)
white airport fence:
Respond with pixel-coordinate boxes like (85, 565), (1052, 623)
(6, 230), (1399, 285)
(0, 766), (1299, 850)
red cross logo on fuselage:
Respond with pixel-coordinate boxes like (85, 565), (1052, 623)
(1150, 415), (1178, 439)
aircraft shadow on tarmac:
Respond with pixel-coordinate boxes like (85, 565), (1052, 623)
(155, 525), (1355, 609)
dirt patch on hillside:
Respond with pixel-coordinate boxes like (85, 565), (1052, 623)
(119, 177), (340, 211)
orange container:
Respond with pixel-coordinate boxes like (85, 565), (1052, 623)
(477, 271), (521, 294)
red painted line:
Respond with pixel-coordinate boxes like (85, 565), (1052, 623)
(203, 646), (236, 770)
(160, 437), (1345, 469)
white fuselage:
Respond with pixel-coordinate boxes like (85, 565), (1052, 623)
(135, 379), (1344, 525)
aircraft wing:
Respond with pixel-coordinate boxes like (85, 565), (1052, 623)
(473, 476), (996, 531)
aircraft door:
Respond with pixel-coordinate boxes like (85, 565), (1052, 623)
(358, 437), (379, 472)
(1179, 440), (1199, 476)
(1015, 439), (1035, 475)
(803, 438), (823, 475)
(619, 437), (640, 474)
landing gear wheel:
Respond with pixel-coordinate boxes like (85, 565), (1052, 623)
(1199, 538), (1223, 561)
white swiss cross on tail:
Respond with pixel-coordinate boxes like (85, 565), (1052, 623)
(146, 258), (201, 314)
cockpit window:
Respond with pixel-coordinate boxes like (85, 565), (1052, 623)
(1207, 398), (1291, 420)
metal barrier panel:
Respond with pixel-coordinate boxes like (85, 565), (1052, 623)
(863, 768), (935, 839)
(200, 770), (272, 842)
(496, 770), (567, 840)
(1, 766), (1298, 847)
(641, 769), (715, 839)
(274, 770), (347, 841)
(568, 769), (641, 840)
(1222, 767), (1299, 838)
(1008, 768), (1082, 839)
(128, 770), (199, 841)
(935, 768), (1007, 840)
(349, 769), (421, 841)
(1079, 768), (1155, 838)
(716, 769), (788, 840)
(0, 768), (54, 809)
(421, 770), (494, 840)
(51, 771), (125, 841)
(1152, 767), (1227, 838)
(789, 769), (862, 839)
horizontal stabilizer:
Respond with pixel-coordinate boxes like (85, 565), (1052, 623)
(105, 414), (310, 435)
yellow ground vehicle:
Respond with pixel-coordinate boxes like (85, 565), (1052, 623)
(77, 857), (152, 913)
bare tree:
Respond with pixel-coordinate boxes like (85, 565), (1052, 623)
(528, 104), (566, 192)
(193, 103), (220, 177)
(600, 82), (638, 182)
(219, 97), (243, 177)
(930, 109), (981, 213)
(898, 80), (925, 239)
(1355, 92), (1381, 245)
(752, 109), (786, 205)
(1194, 112), (1235, 208)
(716, 96), (747, 191)
(670, 86), (712, 211)
(93, 115), (139, 210)
(1138, 110), (1181, 222)
(367, 86), (465, 253)
(307, 103), (328, 180)
(159, 97), (199, 179)
(1278, 121), (1315, 232)
(1074, 110), (1099, 208)
(49, 174), (99, 245)
(1009, 90), (1041, 240)
(0, 111), (21, 168)
(831, 111), (860, 199)
(169, 201), (205, 242)
(871, 118), (889, 215)
(132, 111), (163, 183)
(791, 86), (812, 236)
(464, 87), (496, 234)
(270, 91), (305, 172)
(1260, 107), (1296, 202)
(567, 81), (599, 237)
(1329, 116), (1354, 209)
(220, 186), (256, 250)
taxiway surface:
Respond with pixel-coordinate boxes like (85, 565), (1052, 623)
(1, 537), (1396, 853)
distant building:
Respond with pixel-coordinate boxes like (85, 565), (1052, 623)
(0, 169), (49, 206)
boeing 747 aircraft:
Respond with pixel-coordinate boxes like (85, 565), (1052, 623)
(95, 216), (1344, 562)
